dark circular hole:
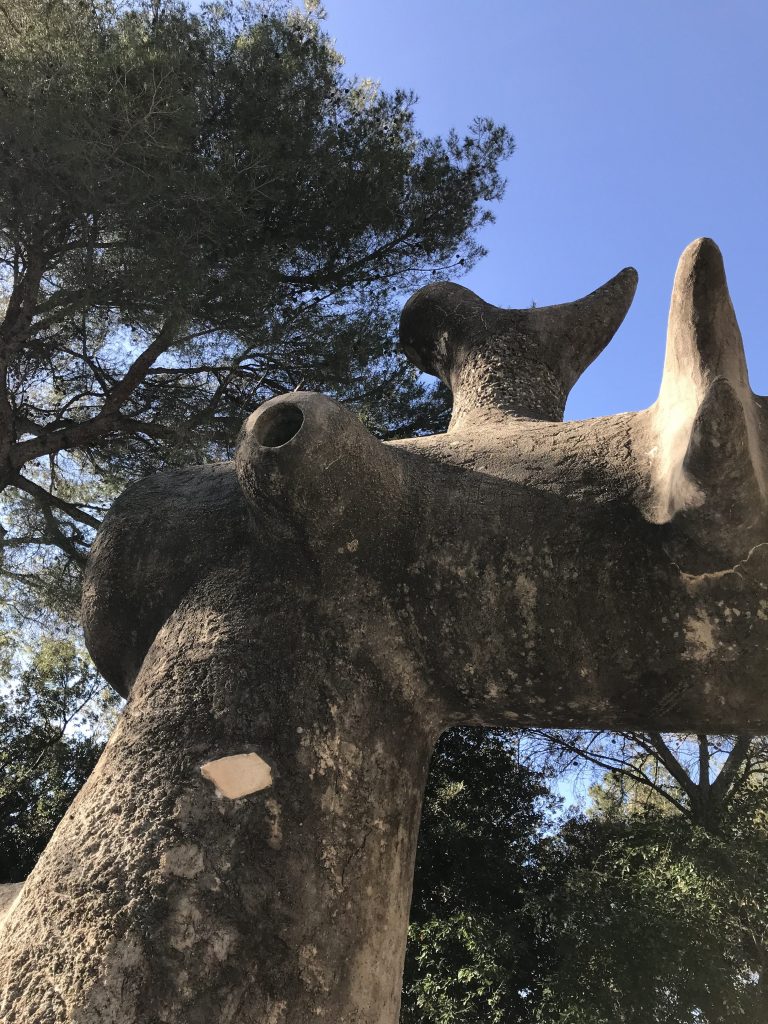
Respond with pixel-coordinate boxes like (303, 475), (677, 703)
(254, 403), (305, 448)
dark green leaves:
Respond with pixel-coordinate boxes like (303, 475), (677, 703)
(0, 0), (512, 614)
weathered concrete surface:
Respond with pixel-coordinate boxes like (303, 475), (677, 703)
(1, 238), (766, 1022)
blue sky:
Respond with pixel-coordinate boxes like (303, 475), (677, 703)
(323, 1), (768, 420)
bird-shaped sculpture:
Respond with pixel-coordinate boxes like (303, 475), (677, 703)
(0, 239), (765, 1024)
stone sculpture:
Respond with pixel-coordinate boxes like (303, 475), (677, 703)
(0, 238), (765, 1022)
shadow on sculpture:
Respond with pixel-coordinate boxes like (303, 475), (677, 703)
(0, 238), (766, 1023)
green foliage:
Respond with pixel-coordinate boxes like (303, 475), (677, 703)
(403, 729), (768, 1024)
(402, 728), (559, 1023)
(539, 812), (768, 1023)
(0, 637), (121, 882)
(0, 0), (511, 616)
(405, 913), (528, 1024)
(0, 0), (512, 902)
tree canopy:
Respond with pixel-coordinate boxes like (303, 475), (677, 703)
(403, 729), (768, 1024)
(402, 728), (559, 1024)
(0, 637), (119, 882)
(0, 0), (512, 619)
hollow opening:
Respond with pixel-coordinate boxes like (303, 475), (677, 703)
(254, 403), (304, 448)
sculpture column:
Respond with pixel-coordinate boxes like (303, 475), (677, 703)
(0, 557), (438, 1022)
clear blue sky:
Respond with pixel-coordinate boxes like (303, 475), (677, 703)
(323, 0), (768, 420)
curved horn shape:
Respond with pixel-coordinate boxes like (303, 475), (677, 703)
(660, 236), (750, 398)
(399, 267), (637, 429)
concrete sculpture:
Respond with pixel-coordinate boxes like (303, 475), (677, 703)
(0, 238), (765, 1022)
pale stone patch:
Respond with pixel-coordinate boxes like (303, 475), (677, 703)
(160, 843), (205, 879)
(167, 893), (202, 951)
(649, 391), (704, 520)
(265, 1000), (288, 1023)
(298, 943), (330, 993)
(683, 610), (717, 661)
(265, 798), (283, 849)
(200, 752), (272, 799)
(0, 882), (24, 925)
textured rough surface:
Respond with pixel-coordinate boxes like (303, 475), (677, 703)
(1, 238), (767, 1022)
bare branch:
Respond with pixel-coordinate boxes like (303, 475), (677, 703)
(30, 498), (87, 568)
(13, 475), (102, 530)
(646, 732), (700, 806)
(101, 314), (184, 415)
(698, 733), (711, 797)
(710, 736), (753, 807)
(10, 411), (176, 469)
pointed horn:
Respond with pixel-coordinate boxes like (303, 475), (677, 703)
(529, 266), (638, 393)
(399, 268), (637, 428)
(651, 239), (766, 530)
(659, 237), (750, 403)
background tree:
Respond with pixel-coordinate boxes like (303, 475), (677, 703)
(401, 728), (560, 1024)
(402, 728), (768, 1024)
(0, 0), (511, 619)
(0, 0), (511, 884)
(0, 637), (120, 882)
(536, 757), (768, 1023)
(527, 729), (767, 833)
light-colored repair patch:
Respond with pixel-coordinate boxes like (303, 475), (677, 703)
(201, 752), (273, 799)
(298, 944), (330, 993)
(683, 610), (717, 661)
(265, 797), (283, 849)
(0, 881), (24, 926)
(160, 843), (205, 879)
